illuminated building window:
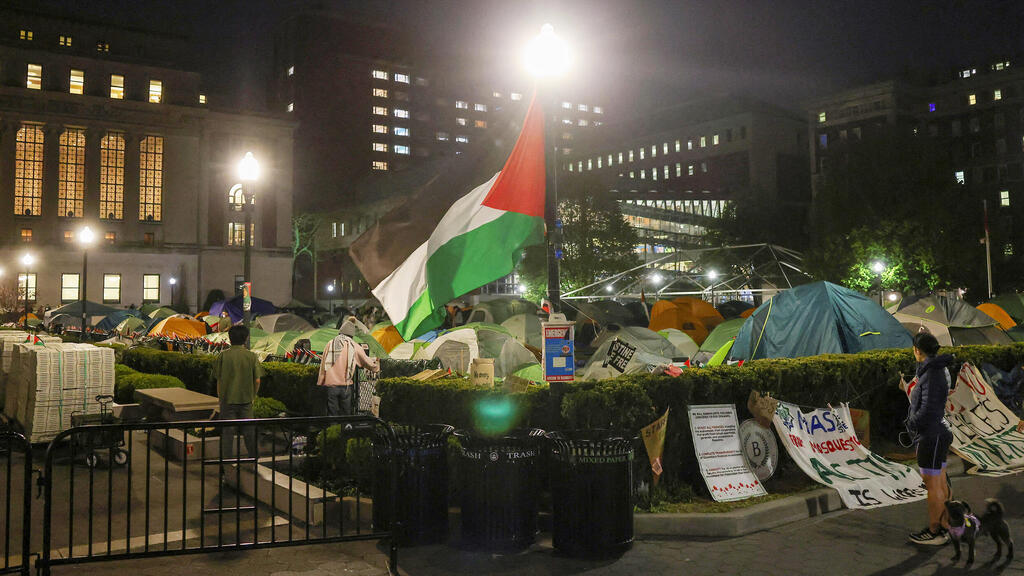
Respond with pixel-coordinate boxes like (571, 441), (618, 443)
(640, 169), (646, 180)
(1006, 243), (1014, 256)
(818, 112), (826, 123)
(662, 143), (668, 154)
(372, 161), (388, 170)
(700, 136), (706, 147)
(436, 132), (449, 141)
(456, 117), (467, 126)
(103, 274), (121, 303)
(968, 93), (976, 106)
(287, 66), (294, 76)
(562, 118), (572, 125)
(652, 168), (658, 180)
(594, 106), (603, 114)
(578, 103), (588, 112)
(455, 136), (469, 143)
(63, 230), (74, 243)
(58, 128), (86, 218)
(15, 124), (44, 216)
(474, 103), (487, 112)
(110, 75), (124, 99)
(227, 223), (254, 246)
(629, 171), (634, 178)
(372, 70), (388, 80)
(475, 120), (487, 128)
(149, 79), (163, 103)
(639, 148), (645, 160)
(372, 124), (387, 134)
(199, 94), (207, 104)
(675, 163), (682, 177)
(373, 142), (388, 152)
(688, 164), (694, 176)
(20, 29), (32, 41)
(687, 139), (693, 150)
(61, 274), (80, 303)
(287, 102), (294, 112)
(373, 88), (388, 97)
(955, 170), (965, 185)
(373, 106), (387, 115)
(104, 231), (116, 244)
(618, 152), (623, 163)
(100, 132), (125, 220)
(394, 145), (410, 155)
(701, 161), (708, 173)
(628, 150), (634, 162)
(994, 89), (1002, 101)
(26, 64), (41, 90)
(492, 91), (502, 98)
(139, 136), (163, 221)
(651, 145), (656, 157)
(69, 69), (84, 94)
(1001, 190), (1010, 207)
(394, 73), (410, 83)
(675, 140), (681, 152)
(59, 35), (72, 47)
(455, 101), (468, 109)
(578, 119), (588, 126)
(143, 274), (160, 302)
(18, 274), (37, 302)
(597, 157), (602, 169)
(608, 154), (613, 165)
(393, 126), (409, 136)
(562, 102), (571, 109)
(96, 41), (109, 52)
(393, 108), (409, 119)
(21, 229), (32, 242)
(510, 92), (522, 101)
(663, 165), (669, 179)
(568, 163), (573, 172)
(961, 68), (975, 78)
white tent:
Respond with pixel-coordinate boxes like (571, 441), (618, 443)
(657, 328), (700, 359)
(255, 313), (314, 333)
(582, 325), (678, 380)
(413, 323), (539, 377)
(501, 313), (542, 348)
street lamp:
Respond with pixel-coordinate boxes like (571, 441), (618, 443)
(21, 253), (34, 330)
(326, 282), (335, 315)
(169, 277), (177, 309)
(870, 261), (886, 305)
(524, 23), (570, 315)
(708, 269), (718, 306)
(238, 151), (260, 348)
(78, 226), (95, 339)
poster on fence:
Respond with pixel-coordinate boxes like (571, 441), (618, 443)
(641, 408), (669, 485)
(688, 404), (766, 502)
(906, 363), (1024, 476)
(773, 401), (926, 509)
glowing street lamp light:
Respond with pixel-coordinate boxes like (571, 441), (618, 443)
(651, 273), (663, 285)
(169, 277), (177, 308)
(523, 23), (571, 78)
(21, 253), (34, 330)
(708, 269), (719, 305)
(326, 282), (336, 314)
(606, 284), (614, 293)
(871, 261), (886, 275)
(237, 151), (260, 347)
(78, 226), (95, 338)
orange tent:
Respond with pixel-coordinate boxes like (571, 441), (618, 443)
(673, 297), (724, 330)
(148, 317), (208, 339)
(977, 303), (1017, 331)
(17, 313), (39, 322)
(739, 308), (755, 318)
(648, 300), (709, 344)
(370, 323), (404, 353)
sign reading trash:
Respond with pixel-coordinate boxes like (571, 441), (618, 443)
(688, 404), (766, 502)
(773, 401), (926, 509)
(542, 315), (575, 382)
(606, 339), (637, 374)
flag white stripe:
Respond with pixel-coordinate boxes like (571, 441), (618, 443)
(372, 172), (503, 326)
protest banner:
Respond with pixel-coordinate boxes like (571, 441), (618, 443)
(606, 339), (637, 373)
(773, 401), (926, 509)
(688, 404), (766, 502)
(641, 408), (669, 485)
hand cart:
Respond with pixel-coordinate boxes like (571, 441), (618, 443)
(71, 394), (129, 468)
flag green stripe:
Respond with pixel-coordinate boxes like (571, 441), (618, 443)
(394, 211), (543, 340)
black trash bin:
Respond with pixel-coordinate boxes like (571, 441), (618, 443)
(454, 428), (545, 550)
(373, 423), (454, 546)
(547, 430), (635, 557)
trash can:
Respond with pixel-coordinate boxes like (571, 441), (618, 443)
(454, 428), (545, 550)
(547, 430), (635, 557)
(373, 423), (454, 545)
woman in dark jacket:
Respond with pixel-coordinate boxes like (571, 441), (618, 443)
(906, 331), (954, 546)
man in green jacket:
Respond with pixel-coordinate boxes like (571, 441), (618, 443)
(212, 325), (265, 459)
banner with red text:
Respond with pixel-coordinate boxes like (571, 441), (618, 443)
(688, 404), (766, 502)
(773, 401), (926, 509)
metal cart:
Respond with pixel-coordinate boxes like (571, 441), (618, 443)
(71, 394), (129, 468)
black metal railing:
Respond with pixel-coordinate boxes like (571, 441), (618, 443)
(0, 430), (32, 576)
(38, 415), (399, 575)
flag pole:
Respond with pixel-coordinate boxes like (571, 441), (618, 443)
(983, 199), (993, 298)
(542, 90), (561, 314)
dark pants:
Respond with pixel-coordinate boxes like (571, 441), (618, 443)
(219, 402), (256, 459)
(325, 385), (353, 416)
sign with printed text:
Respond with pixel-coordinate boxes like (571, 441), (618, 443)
(773, 401), (926, 509)
(542, 320), (575, 382)
(606, 339), (637, 374)
(907, 363), (1024, 476)
(688, 404), (766, 502)
(641, 408), (669, 484)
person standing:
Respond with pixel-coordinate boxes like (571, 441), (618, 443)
(212, 325), (264, 459)
(906, 331), (954, 546)
(317, 323), (379, 415)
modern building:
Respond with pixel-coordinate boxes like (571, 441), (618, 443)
(0, 7), (296, 315)
(564, 96), (810, 252)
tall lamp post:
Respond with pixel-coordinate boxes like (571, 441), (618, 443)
(871, 260), (886, 306)
(326, 282), (335, 315)
(524, 23), (571, 315)
(238, 151), (260, 348)
(21, 253), (34, 330)
(707, 269), (718, 306)
(78, 226), (95, 340)
(169, 277), (177, 309)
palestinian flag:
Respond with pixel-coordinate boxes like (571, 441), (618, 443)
(351, 93), (546, 340)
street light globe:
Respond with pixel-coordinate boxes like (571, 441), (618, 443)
(651, 273), (663, 285)
(78, 225), (95, 245)
(605, 284), (614, 293)
(517, 284), (527, 294)
(871, 261), (885, 274)
(708, 269), (718, 281)
(21, 253), (34, 267)
(887, 293), (898, 302)
(524, 23), (571, 78)
(238, 151), (260, 182)
(326, 284), (335, 294)
(169, 277), (177, 286)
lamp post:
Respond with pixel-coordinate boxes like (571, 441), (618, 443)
(21, 253), (34, 330)
(169, 277), (177, 309)
(77, 226), (95, 340)
(326, 282), (335, 315)
(524, 23), (570, 315)
(708, 269), (718, 306)
(871, 260), (886, 306)
(238, 151), (260, 348)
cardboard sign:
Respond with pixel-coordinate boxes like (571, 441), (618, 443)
(503, 375), (530, 394)
(773, 401), (926, 509)
(542, 317), (575, 382)
(606, 339), (637, 374)
(688, 404), (766, 502)
(738, 419), (778, 481)
(470, 358), (495, 387)
(641, 408), (669, 484)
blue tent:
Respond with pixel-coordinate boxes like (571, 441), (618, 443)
(95, 309), (143, 332)
(730, 281), (912, 361)
(209, 296), (276, 323)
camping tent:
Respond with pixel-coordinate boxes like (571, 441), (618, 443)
(148, 317), (209, 339)
(255, 313), (314, 333)
(139, 303), (162, 317)
(731, 281), (912, 361)
(647, 300), (709, 345)
(114, 316), (148, 337)
(370, 322), (404, 353)
(582, 326), (679, 380)
(673, 297), (724, 331)
(389, 340), (430, 360)
(210, 296), (276, 323)
(717, 300), (754, 319)
(95, 310), (142, 332)
(45, 300), (120, 319)
(501, 313), (542, 348)
(694, 317), (746, 366)
(203, 315), (232, 332)
(656, 328), (700, 359)
(592, 300), (645, 326)
(296, 327), (388, 357)
(894, 294), (1012, 346)
(463, 299), (539, 325)
(148, 306), (177, 320)
(412, 323), (538, 377)
(977, 303), (1017, 331)
(250, 330), (304, 360)
(572, 301), (637, 328)
(989, 294), (1024, 324)
(47, 314), (81, 330)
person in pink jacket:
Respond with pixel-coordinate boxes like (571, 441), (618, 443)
(317, 323), (379, 415)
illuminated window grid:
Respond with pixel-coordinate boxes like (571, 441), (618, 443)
(58, 128), (86, 218)
(228, 222), (254, 246)
(26, 64), (41, 90)
(110, 75), (124, 99)
(100, 133), (125, 220)
(103, 274), (121, 303)
(139, 136), (163, 221)
(61, 273), (80, 303)
(143, 274), (160, 302)
(15, 124), (44, 216)
(18, 273), (37, 302)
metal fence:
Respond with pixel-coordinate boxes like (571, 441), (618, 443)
(37, 415), (399, 575)
(0, 430), (32, 576)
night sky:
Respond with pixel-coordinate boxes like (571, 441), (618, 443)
(25, 0), (1024, 115)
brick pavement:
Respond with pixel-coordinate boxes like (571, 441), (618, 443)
(46, 474), (1024, 576)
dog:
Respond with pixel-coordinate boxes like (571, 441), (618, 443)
(944, 499), (1014, 565)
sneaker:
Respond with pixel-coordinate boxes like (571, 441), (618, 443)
(909, 528), (948, 546)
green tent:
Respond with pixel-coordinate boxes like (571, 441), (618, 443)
(148, 306), (177, 320)
(139, 303), (162, 317)
(1007, 327), (1024, 342)
(250, 330), (305, 360)
(203, 315), (232, 332)
(296, 327), (388, 357)
(694, 318), (746, 365)
(989, 294), (1024, 324)
(413, 323), (537, 377)
(114, 317), (147, 337)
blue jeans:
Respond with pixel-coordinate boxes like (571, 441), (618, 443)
(325, 385), (352, 416)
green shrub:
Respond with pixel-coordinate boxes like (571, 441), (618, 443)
(115, 363), (138, 380)
(252, 396), (287, 418)
(121, 346), (215, 395)
(260, 362), (318, 414)
(114, 372), (186, 404)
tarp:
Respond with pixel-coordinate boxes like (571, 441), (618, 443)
(977, 303), (1017, 331)
(731, 281), (912, 360)
(989, 294), (1024, 324)
(148, 317), (209, 339)
(501, 313), (542, 348)
(716, 299), (754, 319)
(95, 310), (143, 332)
(255, 313), (314, 334)
(463, 298), (539, 326)
(647, 300), (709, 345)
(656, 328), (699, 359)
(413, 323), (538, 377)
(47, 314), (81, 329)
(45, 300), (120, 319)
(694, 318), (746, 365)
(210, 296), (276, 323)
(894, 294), (1012, 347)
